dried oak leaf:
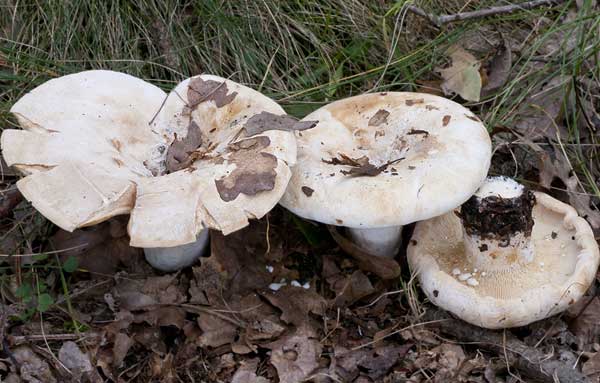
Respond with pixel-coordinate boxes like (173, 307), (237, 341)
(188, 77), (237, 108)
(113, 333), (135, 368)
(114, 274), (186, 311)
(232, 359), (269, 383)
(266, 327), (322, 383)
(514, 76), (568, 140)
(567, 296), (600, 348)
(260, 285), (326, 327)
(52, 218), (142, 276)
(368, 109), (390, 126)
(197, 313), (238, 348)
(215, 136), (277, 202)
(437, 45), (482, 102)
(323, 153), (402, 177)
(482, 39), (512, 97)
(335, 344), (412, 381)
(330, 270), (375, 307)
(244, 111), (317, 136)
(11, 346), (56, 383)
(238, 293), (286, 342)
(58, 341), (96, 382)
(165, 121), (203, 173)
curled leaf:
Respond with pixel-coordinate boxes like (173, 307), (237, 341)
(437, 45), (482, 102)
(244, 111), (317, 136)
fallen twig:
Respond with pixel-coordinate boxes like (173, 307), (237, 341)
(407, 0), (565, 27)
(423, 308), (588, 383)
(7, 331), (103, 346)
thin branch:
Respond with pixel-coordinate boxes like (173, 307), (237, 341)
(407, 0), (566, 27)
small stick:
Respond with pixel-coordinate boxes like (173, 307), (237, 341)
(407, 0), (565, 27)
(7, 332), (103, 346)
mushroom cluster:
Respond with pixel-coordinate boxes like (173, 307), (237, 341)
(5, 71), (599, 328)
(2, 70), (301, 271)
(408, 176), (600, 328)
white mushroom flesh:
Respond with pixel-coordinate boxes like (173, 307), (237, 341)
(347, 226), (403, 258)
(407, 186), (600, 329)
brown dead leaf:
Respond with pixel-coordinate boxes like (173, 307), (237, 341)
(260, 286), (326, 327)
(149, 353), (176, 383)
(10, 346), (56, 383)
(165, 121), (203, 173)
(113, 333), (135, 368)
(538, 149), (600, 229)
(114, 274), (186, 311)
(134, 327), (167, 355)
(431, 343), (466, 381)
(0, 188), (22, 219)
(58, 341), (97, 382)
(482, 39), (512, 97)
(188, 77), (238, 108)
(238, 294), (286, 342)
(195, 226), (272, 300)
(514, 76), (568, 139)
(330, 270), (375, 307)
(197, 314), (238, 348)
(368, 109), (390, 126)
(583, 350), (600, 380)
(323, 153), (403, 177)
(135, 307), (186, 329)
(267, 327), (322, 383)
(244, 111), (317, 136)
(437, 45), (482, 102)
(567, 296), (600, 348)
(328, 226), (401, 279)
(335, 344), (412, 381)
(52, 218), (142, 276)
(415, 80), (444, 96)
(215, 136), (278, 202)
(232, 358), (269, 383)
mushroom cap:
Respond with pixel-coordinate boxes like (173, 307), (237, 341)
(2, 70), (296, 248)
(407, 192), (600, 329)
(279, 92), (491, 228)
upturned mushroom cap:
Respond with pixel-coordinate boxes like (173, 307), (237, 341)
(2, 70), (297, 248)
(279, 92), (491, 228)
(407, 192), (600, 329)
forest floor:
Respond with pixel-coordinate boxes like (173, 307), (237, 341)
(0, 1), (600, 382)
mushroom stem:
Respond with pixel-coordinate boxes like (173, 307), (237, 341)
(143, 229), (210, 272)
(347, 226), (403, 258)
(459, 176), (535, 272)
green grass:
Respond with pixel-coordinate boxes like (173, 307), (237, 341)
(1, 0), (599, 230)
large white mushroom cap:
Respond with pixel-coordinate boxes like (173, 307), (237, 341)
(407, 192), (600, 329)
(2, 70), (297, 248)
(280, 92), (492, 228)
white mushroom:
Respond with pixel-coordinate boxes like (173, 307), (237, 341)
(2, 70), (298, 271)
(280, 92), (491, 258)
(407, 176), (600, 328)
